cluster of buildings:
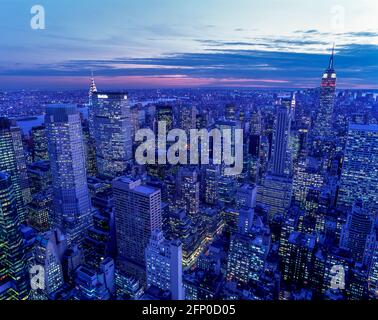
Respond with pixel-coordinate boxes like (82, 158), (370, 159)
(1, 50), (378, 300)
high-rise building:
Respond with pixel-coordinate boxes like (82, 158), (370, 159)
(292, 157), (324, 210)
(340, 200), (374, 264)
(31, 229), (66, 299)
(178, 168), (200, 219)
(257, 105), (293, 222)
(89, 71), (98, 101)
(113, 176), (162, 280)
(271, 105), (291, 176)
(227, 232), (269, 284)
(250, 110), (262, 135)
(257, 174), (292, 223)
(45, 104), (93, 246)
(0, 118), (27, 222)
(236, 184), (257, 209)
(92, 92), (132, 178)
(28, 191), (52, 232)
(27, 160), (51, 195)
(31, 125), (49, 161)
(145, 230), (184, 300)
(156, 105), (174, 132)
(338, 124), (378, 212)
(129, 104), (140, 139)
(282, 231), (316, 287)
(368, 242), (378, 299)
(0, 172), (30, 300)
(10, 125), (31, 205)
(202, 165), (220, 205)
(226, 211), (269, 284)
(82, 120), (97, 177)
(312, 46), (336, 140)
(179, 105), (197, 134)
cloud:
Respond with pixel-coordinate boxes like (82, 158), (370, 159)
(342, 31), (378, 38)
(1, 40), (378, 89)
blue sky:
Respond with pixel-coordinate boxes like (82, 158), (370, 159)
(0, 0), (378, 89)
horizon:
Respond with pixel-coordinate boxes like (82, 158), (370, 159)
(1, 0), (378, 90)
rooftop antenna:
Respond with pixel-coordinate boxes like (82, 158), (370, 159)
(328, 43), (335, 69)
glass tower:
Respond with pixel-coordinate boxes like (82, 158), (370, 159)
(338, 124), (378, 212)
(312, 46), (336, 140)
(0, 118), (27, 222)
(0, 171), (30, 300)
(45, 104), (93, 247)
(92, 92), (132, 178)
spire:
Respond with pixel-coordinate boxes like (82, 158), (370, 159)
(89, 70), (97, 98)
(328, 43), (335, 70)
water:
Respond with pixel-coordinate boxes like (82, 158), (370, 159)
(15, 107), (88, 135)
(16, 115), (44, 135)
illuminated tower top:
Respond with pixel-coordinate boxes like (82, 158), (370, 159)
(89, 70), (97, 100)
(313, 45), (337, 140)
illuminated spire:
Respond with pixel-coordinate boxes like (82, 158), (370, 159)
(328, 43), (335, 70)
(89, 70), (97, 98)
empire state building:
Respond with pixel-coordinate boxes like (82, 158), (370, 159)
(313, 46), (337, 140)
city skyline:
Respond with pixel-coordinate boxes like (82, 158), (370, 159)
(1, 0), (378, 305)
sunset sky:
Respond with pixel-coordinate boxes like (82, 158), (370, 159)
(1, 0), (378, 89)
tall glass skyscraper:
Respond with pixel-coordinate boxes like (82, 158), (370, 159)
(10, 125), (31, 205)
(312, 47), (336, 140)
(257, 104), (293, 222)
(31, 229), (66, 299)
(0, 118), (27, 222)
(338, 124), (378, 212)
(156, 105), (174, 132)
(45, 104), (93, 246)
(340, 200), (374, 264)
(0, 172), (30, 300)
(31, 125), (49, 161)
(271, 105), (291, 176)
(92, 92), (132, 178)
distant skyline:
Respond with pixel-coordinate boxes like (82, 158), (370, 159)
(1, 0), (378, 89)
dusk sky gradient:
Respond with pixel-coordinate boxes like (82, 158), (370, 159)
(1, 0), (378, 89)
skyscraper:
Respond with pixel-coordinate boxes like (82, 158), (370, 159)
(145, 230), (184, 300)
(0, 172), (30, 300)
(202, 164), (220, 205)
(88, 71), (98, 102)
(340, 200), (374, 264)
(92, 92), (132, 178)
(0, 118), (27, 222)
(226, 210), (270, 284)
(282, 231), (316, 287)
(113, 176), (162, 280)
(178, 168), (200, 219)
(45, 104), (93, 246)
(271, 105), (291, 176)
(31, 229), (66, 299)
(31, 125), (49, 161)
(10, 125), (31, 206)
(338, 124), (378, 212)
(312, 46), (336, 140)
(156, 105), (174, 132)
(257, 105), (293, 222)
(179, 105), (197, 134)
